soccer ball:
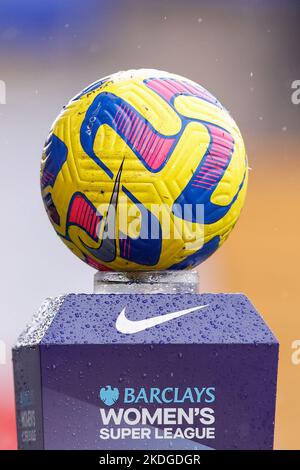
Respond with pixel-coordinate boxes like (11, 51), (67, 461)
(40, 69), (248, 271)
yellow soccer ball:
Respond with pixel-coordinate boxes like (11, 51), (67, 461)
(40, 69), (248, 271)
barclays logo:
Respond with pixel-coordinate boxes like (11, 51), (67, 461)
(99, 385), (120, 406)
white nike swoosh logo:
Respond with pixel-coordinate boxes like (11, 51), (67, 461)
(80, 160), (124, 263)
(115, 304), (209, 334)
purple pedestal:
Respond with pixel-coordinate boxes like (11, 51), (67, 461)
(13, 293), (278, 450)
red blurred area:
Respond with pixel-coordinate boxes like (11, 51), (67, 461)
(0, 408), (17, 450)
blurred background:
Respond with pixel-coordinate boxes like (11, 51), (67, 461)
(0, 0), (299, 450)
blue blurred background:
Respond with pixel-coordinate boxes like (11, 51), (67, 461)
(0, 0), (299, 449)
